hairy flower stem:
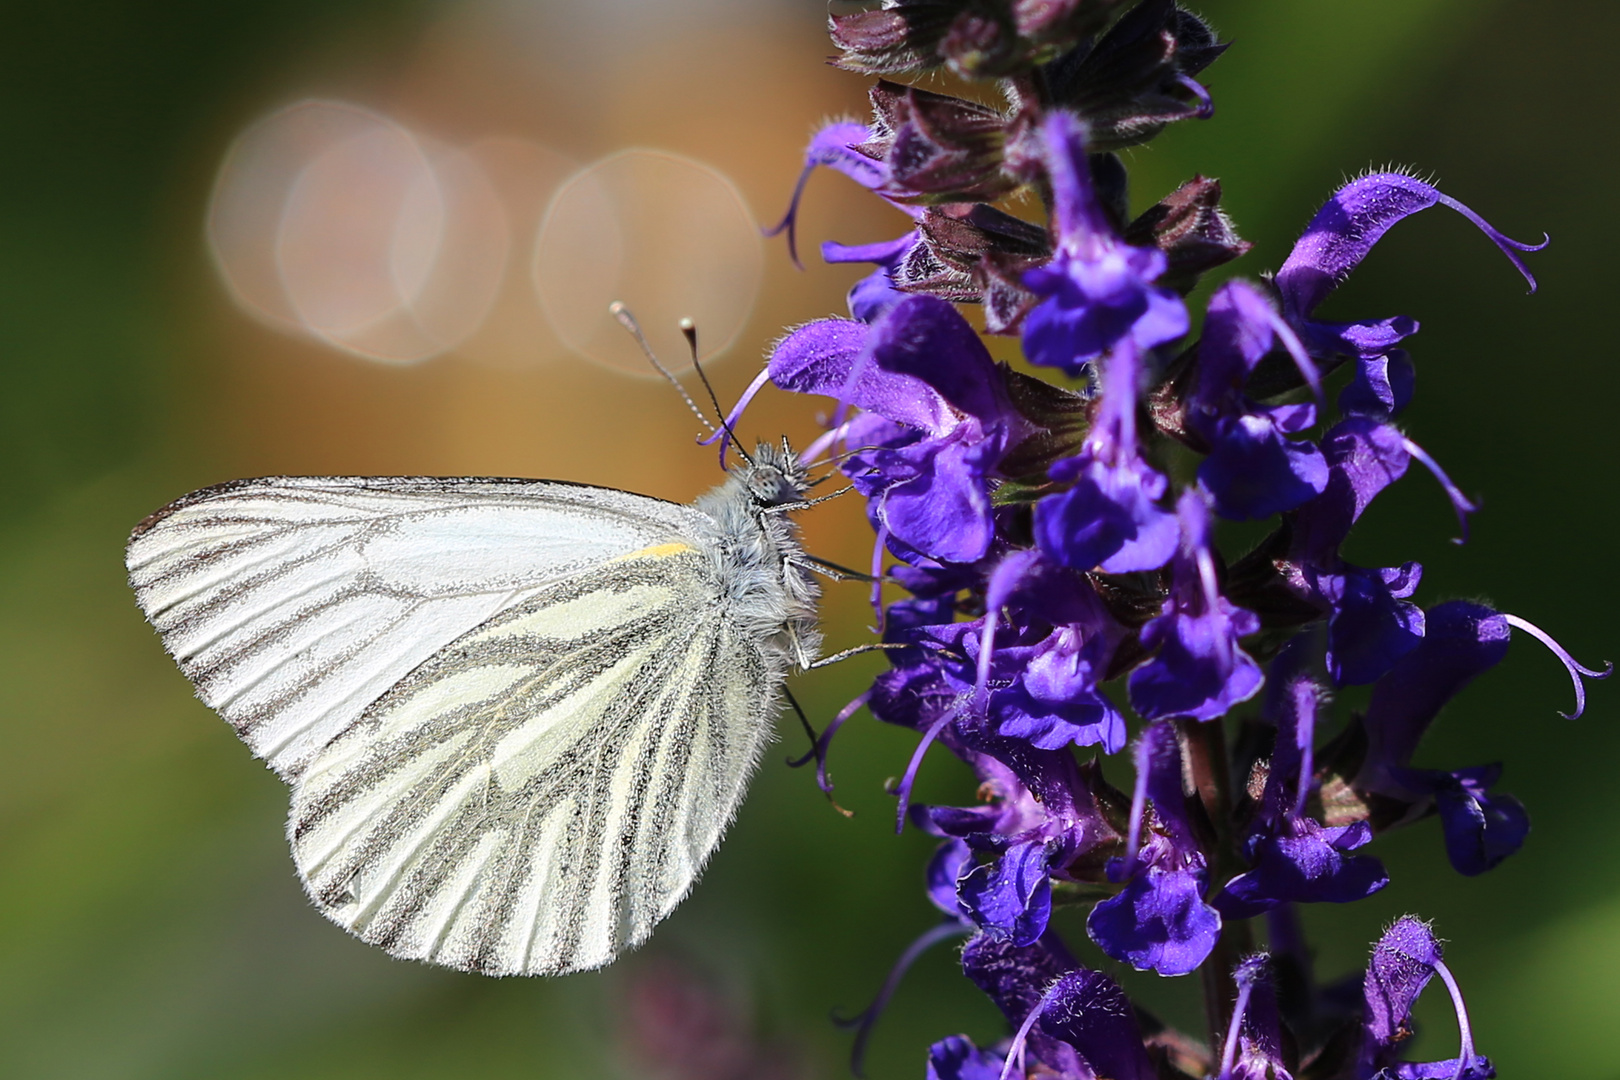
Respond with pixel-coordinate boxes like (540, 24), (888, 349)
(1180, 716), (1253, 1052)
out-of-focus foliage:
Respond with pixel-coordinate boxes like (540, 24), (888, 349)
(0, 1), (1613, 1077)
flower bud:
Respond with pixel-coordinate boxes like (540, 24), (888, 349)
(831, 0), (1124, 78)
(1123, 175), (1252, 293)
(1044, 0), (1225, 150)
(859, 81), (1016, 202)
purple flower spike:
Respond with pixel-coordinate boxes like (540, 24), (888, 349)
(1219, 955), (1294, 1080)
(1360, 917), (1494, 1080)
(1129, 491), (1263, 721)
(1501, 613), (1612, 720)
(1277, 172), (1547, 358)
(1021, 111), (1188, 375)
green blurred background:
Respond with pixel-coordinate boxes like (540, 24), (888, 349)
(1, 0), (1615, 1077)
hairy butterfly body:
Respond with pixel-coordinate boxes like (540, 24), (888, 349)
(126, 441), (820, 975)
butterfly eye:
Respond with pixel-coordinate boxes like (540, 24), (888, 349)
(749, 466), (788, 503)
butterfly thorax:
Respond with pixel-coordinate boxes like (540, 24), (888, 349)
(692, 441), (822, 674)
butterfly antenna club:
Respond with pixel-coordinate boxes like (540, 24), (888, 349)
(608, 301), (719, 438)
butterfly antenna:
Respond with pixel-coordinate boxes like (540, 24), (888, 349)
(609, 302), (716, 436)
(681, 315), (754, 467)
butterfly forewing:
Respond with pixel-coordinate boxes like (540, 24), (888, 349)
(125, 477), (709, 779)
(288, 545), (773, 975)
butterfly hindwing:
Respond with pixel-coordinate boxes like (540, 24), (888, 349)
(125, 476), (709, 779)
(288, 545), (774, 975)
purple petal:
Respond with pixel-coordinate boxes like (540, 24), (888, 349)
(768, 318), (954, 434)
(1196, 279), (1322, 404)
(926, 1036), (1005, 1080)
(990, 682), (1127, 754)
(1216, 823), (1389, 919)
(1197, 411), (1330, 521)
(878, 436), (996, 563)
(927, 839), (974, 915)
(824, 233), (920, 324)
(1131, 607), (1264, 721)
(1038, 110), (1112, 244)
(1087, 866), (1221, 976)
(1277, 172), (1547, 321)
(1300, 314), (1420, 360)
(1036, 969), (1157, 1080)
(866, 296), (1016, 428)
(1339, 351), (1416, 419)
(1361, 602), (1511, 778)
(1318, 562), (1427, 686)
(957, 839), (1053, 946)
(1390, 765), (1530, 877)
(1034, 455), (1179, 573)
(1023, 255), (1186, 373)
(1290, 419), (1411, 561)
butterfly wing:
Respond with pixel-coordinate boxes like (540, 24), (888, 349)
(288, 543), (774, 975)
(125, 476), (708, 779)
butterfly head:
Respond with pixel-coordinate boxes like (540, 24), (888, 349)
(736, 439), (810, 510)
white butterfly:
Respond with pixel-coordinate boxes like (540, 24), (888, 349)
(125, 439), (824, 976)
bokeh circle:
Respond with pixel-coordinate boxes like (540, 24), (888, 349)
(533, 149), (762, 376)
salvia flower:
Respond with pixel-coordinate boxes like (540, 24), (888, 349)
(1127, 490), (1262, 722)
(745, 3), (1599, 1076)
(763, 295), (1031, 562)
(1087, 719), (1221, 975)
(1219, 955), (1294, 1080)
(1217, 665), (1389, 918)
(1021, 110), (1189, 375)
(1276, 171), (1547, 361)
(1360, 917), (1494, 1080)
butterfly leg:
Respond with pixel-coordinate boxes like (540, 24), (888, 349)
(791, 554), (881, 583)
(781, 685), (821, 765)
(763, 487), (855, 514)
